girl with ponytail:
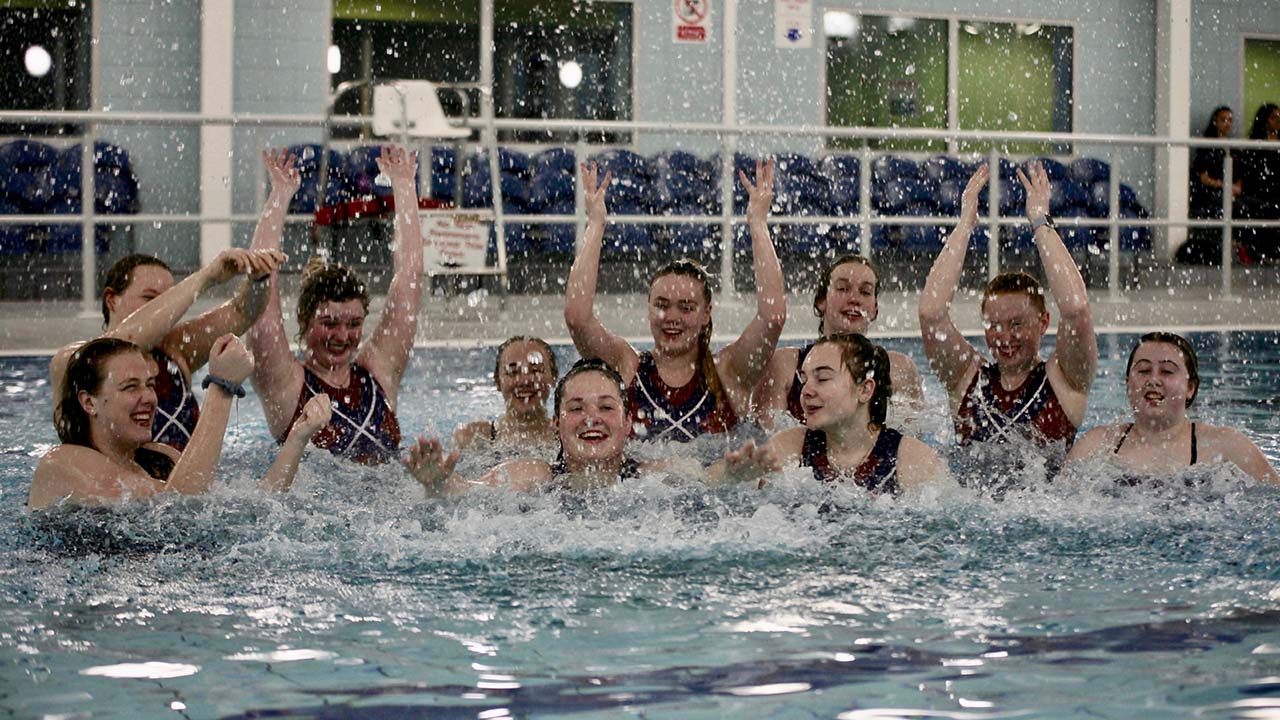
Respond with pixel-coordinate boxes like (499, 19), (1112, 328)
(564, 159), (786, 443)
(712, 333), (949, 493)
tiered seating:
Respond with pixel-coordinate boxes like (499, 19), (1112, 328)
(0, 140), (139, 255)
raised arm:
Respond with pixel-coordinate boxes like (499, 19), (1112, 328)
(258, 393), (332, 492)
(165, 334), (253, 495)
(716, 159), (787, 407)
(163, 250), (286, 374)
(563, 162), (638, 377)
(919, 164), (989, 404)
(246, 149), (304, 420)
(1016, 162), (1096, 394)
(360, 145), (426, 403)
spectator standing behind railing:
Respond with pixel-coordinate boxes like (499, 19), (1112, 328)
(1236, 103), (1280, 263)
(918, 162), (1097, 491)
(1177, 106), (1241, 265)
(246, 146), (425, 466)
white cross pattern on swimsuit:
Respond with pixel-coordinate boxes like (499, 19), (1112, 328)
(635, 375), (710, 443)
(306, 374), (395, 455)
(973, 368), (1049, 444)
(152, 362), (193, 444)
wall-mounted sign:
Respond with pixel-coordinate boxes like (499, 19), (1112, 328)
(774, 0), (812, 49)
(673, 0), (711, 43)
(422, 212), (489, 273)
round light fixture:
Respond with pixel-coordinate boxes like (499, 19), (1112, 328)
(25, 45), (52, 78)
(558, 59), (583, 89)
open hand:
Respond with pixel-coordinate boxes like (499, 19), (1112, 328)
(739, 158), (776, 222)
(723, 439), (783, 488)
(404, 435), (461, 492)
(262, 148), (302, 197)
(581, 162), (612, 226)
(376, 144), (417, 187)
(959, 164), (989, 225)
(1016, 161), (1051, 224)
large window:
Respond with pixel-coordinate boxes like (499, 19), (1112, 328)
(1244, 37), (1280, 135)
(825, 11), (1073, 155)
(0, 1), (91, 136)
(329, 0), (632, 143)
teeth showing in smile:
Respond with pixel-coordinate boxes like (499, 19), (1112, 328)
(579, 429), (606, 440)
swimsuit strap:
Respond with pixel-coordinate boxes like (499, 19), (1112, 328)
(1190, 422), (1198, 465)
(1112, 423), (1134, 454)
(490, 420), (498, 442)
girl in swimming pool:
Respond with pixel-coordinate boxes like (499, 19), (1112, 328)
(49, 246), (285, 451)
(406, 359), (648, 495)
(714, 333), (950, 493)
(563, 159), (786, 443)
(1064, 332), (1277, 483)
(753, 254), (924, 429)
(452, 336), (559, 452)
(30, 336), (332, 509)
(247, 145), (424, 466)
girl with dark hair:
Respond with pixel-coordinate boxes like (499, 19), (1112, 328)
(49, 243), (285, 451)
(753, 253), (923, 429)
(1064, 333), (1277, 483)
(714, 334), (948, 493)
(452, 336), (559, 451)
(1190, 105), (1240, 216)
(563, 159), (786, 442)
(406, 359), (650, 494)
(1235, 103), (1280, 262)
(247, 146), (425, 465)
(30, 335), (332, 509)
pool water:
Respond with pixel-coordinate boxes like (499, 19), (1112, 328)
(2, 332), (1279, 719)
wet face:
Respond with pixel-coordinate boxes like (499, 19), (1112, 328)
(648, 274), (711, 357)
(981, 292), (1048, 372)
(818, 262), (878, 334)
(1126, 341), (1196, 420)
(82, 351), (158, 449)
(556, 371), (629, 467)
(1212, 110), (1234, 137)
(497, 340), (554, 417)
(106, 265), (174, 325)
(302, 299), (366, 370)
(798, 342), (870, 429)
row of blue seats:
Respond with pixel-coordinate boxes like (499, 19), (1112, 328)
(0, 140), (139, 254)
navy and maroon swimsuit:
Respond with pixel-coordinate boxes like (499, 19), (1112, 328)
(628, 351), (738, 442)
(800, 427), (904, 494)
(955, 361), (1076, 448)
(150, 349), (199, 451)
(784, 344), (815, 423)
(286, 364), (401, 465)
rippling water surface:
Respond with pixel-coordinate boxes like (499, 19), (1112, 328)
(2, 333), (1279, 719)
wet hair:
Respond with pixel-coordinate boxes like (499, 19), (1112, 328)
(493, 335), (559, 386)
(813, 254), (880, 334)
(55, 338), (148, 447)
(811, 332), (893, 430)
(296, 258), (370, 341)
(1126, 332), (1200, 408)
(553, 358), (628, 417)
(1249, 103), (1280, 140)
(1202, 106), (1233, 138)
(101, 254), (172, 326)
(650, 258), (721, 399)
(982, 270), (1047, 316)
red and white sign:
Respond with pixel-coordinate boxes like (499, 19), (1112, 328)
(673, 0), (711, 43)
(422, 212), (489, 272)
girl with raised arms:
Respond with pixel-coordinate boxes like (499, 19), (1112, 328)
(247, 146), (424, 465)
(753, 254), (923, 429)
(30, 336), (332, 509)
(563, 160), (786, 442)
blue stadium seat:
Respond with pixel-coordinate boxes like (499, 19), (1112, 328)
(1086, 180), (1142, 217)
(922, 155), (968, 184)
(462, 149), (531, 214)
(1070, 157), (1110, 186)
(286, 144), (348, 213)
(1053, 205), (1096, 251)
(1034, 157), (1071, 182)
(592, 149), (653, 213)
(0, 196), (32, 255)
(0, 140), (58, 213)
(1049, 179), (1089, 215)
(342, 146), (391, 199)
(528, 147), (576, 214)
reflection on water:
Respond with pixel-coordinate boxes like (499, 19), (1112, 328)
(0, 334), (1278, 718)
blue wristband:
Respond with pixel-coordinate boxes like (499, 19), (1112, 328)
(202, 374), (246, 398)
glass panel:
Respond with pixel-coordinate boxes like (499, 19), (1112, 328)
(1244, 38), (1280, 138)
(957, 21), (1073, 155)
(825, 13), (948, 152)
(0, 3), (91, 136)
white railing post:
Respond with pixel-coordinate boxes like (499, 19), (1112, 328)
(78, 129), (97, 317)
(1221, 154), (1234, 299)
(859, 144), (872, 258)
(1107, 170), (1123, 302)
(718, 0), (739, 300)
(987, 146), (1000, 280)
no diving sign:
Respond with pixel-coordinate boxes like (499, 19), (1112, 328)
(673, 0), (711, 43)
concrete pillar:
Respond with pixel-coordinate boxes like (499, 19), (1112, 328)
(199, 0), (234, 263)
(1154, 0), (1192, 260)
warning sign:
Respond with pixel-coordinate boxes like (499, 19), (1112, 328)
(774, 0), (812, 49)
(673, 0), (711, 43)
(422, 212), (489, 272)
